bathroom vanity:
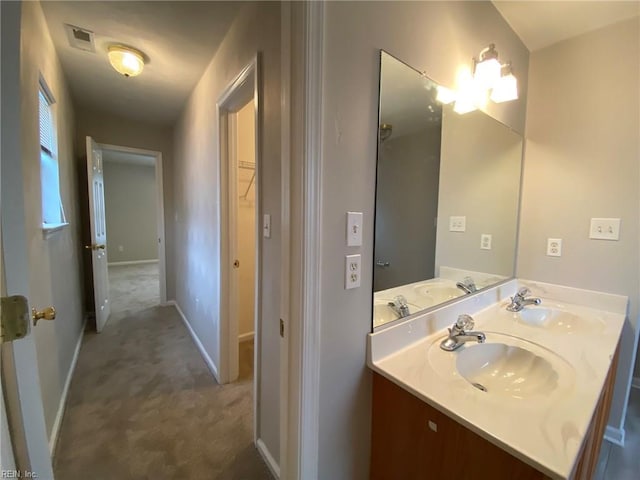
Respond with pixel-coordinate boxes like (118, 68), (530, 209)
(367, 280), (626, 479)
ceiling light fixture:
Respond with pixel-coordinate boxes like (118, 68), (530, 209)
(108, 45), (145, 77)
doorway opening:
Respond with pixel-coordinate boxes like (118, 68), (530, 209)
(218, 57), (261, 444)
(86, 140), (167, 331)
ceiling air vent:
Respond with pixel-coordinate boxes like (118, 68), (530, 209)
(64, 24), (95, 53)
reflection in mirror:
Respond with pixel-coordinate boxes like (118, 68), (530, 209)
(373, 51), (523, 329)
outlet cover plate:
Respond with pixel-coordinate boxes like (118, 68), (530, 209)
(589, 218), (620, 241)
(449, 216), (466, 232)
(547, 238), (562, 257)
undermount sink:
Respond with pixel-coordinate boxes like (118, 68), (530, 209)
(516, 307), (604, 334)
(373, 299), (420, 327)
(428, 333), (575, 399)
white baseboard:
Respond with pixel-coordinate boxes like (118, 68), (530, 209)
(49, 318), (86, 455)
(257, 438), (280, 479)
(239, 331), (255, 343)
(169, 301), (220, 383)
(107, 259), (158, 266)
(632, 376), (640, 389)
(604, 425), (625, 447)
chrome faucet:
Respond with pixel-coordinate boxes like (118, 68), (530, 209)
(388, 295), (410, 319)
(456, 276), (477, 294)
(506, 287), (542, 312)
(440, 314), (486, 351)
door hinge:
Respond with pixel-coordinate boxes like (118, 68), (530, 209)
(280, 318), (284, 338)
(1, 296), (31, 343)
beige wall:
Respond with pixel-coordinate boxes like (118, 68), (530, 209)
(19, 0), (84, 440)
(74, 108), (174, 303)
(319, 2), (528, 478)
(435, 106), (522, 277)
(236, 102), (256, 339)
(172, 1), (281, 463)
(518, 17), (640, 432)
(103, 161), (158, 264)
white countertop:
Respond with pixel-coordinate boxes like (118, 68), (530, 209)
(368, 279), (627, 479)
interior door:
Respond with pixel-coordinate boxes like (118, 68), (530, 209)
(1, 2), (54, 474)
(86, 136), (111, 332)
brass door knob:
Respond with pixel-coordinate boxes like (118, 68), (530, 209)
(32, 306), (56, 326)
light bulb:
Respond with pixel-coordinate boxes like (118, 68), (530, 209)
(436, 86), (456, 105)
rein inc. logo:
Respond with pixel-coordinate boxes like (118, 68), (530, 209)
(1, 471), (38, 478)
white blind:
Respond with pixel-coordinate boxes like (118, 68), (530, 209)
(39, 90), (55, 153)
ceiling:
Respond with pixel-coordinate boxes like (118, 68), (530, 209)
(492, 1), (640, 51)
(40, 1), (244, 126)
(103, 149), (155, 167)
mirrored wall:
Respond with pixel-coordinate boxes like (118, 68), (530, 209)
(373, 51), (523, 329)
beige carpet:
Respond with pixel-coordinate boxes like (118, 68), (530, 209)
(53, 263), (271, 479)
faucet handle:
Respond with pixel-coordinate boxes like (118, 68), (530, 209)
(455, 314), (474, 331)
(516, 287), (531, 297)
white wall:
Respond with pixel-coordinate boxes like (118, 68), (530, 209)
(236, 102), (256, 339)
(435, 105), (522, 277)
(74, 108), (175, 304)
(518, 17), (640, 434)
(172, 1), (281, 463)
(19, 0), (84, 441)
(103, 161), (158, 264)
(318, 2), (528, 478)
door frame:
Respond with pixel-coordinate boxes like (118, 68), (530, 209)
(217, 56), (261, 435)
(98, 143), (167, 305)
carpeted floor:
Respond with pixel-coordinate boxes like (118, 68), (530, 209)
(53, 263), (271, 479)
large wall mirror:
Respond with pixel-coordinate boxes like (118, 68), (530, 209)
(373, 50), (523, 329)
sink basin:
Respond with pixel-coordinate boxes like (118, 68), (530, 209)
(457, 343), (558, 398)
(517, 307), (604, 334)
(412, 284), (463, 305)
(428, 333), (575, 399)
(373, 299), (420, 327)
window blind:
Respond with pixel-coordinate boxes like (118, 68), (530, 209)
(39, 90), (55, 154)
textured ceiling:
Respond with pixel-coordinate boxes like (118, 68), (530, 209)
(492, 1), (640, 51)
(41, 1), (244, 126)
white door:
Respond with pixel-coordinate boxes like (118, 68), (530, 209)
(1, 2), (54, 474)
(86, 136), (111, 332)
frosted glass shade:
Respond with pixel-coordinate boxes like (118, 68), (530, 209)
(490, 73), (518, 103)
(108, 46), (144, 77)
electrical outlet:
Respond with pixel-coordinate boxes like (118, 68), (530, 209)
(480, 234), (492, 250)
(589, 218), (620, 241)
(345, 254), (361, 289)
(449, 216), (466, 232)
(547, 238), (562, 257)
(346, 211), (363, 246)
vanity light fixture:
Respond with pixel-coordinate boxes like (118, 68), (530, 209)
(108, 45), (145, 77)
(440, 44), (518, 114)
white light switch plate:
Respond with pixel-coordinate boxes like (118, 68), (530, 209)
(263, 214), (271, 238)
(589, 218), (620, 240)
(480, 234), (492, 250)
(547, 238), (562, 257)
(346, 212), (363, 246)
(449, 216), (466, 232)
(345, 254), (361, 289)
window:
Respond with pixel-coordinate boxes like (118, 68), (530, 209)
(39, 80), (67, 230)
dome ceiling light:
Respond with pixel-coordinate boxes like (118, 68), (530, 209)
(108, 45), (145, 78)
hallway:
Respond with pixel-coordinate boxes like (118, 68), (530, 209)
(53, 264), (271, 479)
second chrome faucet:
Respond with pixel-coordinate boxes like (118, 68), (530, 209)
(440, 314), (486, 351)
